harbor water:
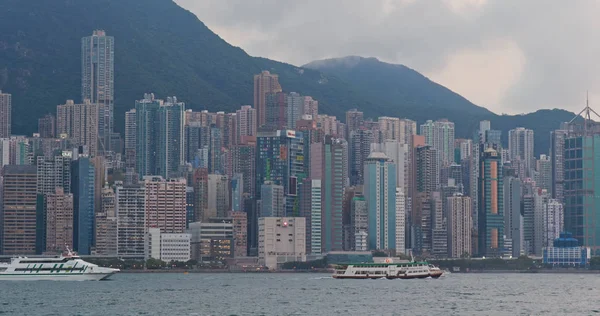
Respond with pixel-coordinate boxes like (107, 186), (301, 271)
(0, 272), (598, 315)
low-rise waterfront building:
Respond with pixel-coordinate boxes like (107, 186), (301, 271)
(542, 232), (590, 267)
(258, 217), (306, 270)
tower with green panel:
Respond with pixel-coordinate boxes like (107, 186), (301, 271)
(322, 136), (347, 252)
(564, 134), (600, 254)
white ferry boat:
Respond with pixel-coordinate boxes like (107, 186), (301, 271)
(0, 248), (119, 281)
(333, 260), (443, 280)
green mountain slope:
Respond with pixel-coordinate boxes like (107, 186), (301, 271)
(0, 0), (371, 134)
(0, 0), (574, 155)
(305, 57), (576, 154)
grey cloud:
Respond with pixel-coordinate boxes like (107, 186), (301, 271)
(176, 0), (600, 114)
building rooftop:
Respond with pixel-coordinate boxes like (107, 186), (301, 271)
(366, 151), (389, 160)
(2, 165), (36, 175)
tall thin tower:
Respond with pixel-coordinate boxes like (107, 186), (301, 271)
(0, 91), (11, 138)
(82, 30), (114, 153)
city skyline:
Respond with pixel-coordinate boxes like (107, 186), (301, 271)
(0, 26), (597, 273)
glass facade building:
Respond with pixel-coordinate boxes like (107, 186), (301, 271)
(364, 152), (397, 251)
(564, 134), (600, 254)
(478, 148), (504, 257)
(71, 157), (95, 255)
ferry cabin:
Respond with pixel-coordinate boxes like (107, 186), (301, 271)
(333, 262), (442, 279)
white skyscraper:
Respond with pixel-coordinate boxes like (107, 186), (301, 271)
(82, 30), (114, 153)
(310, 179), (322, 254)
(420, 119), (455, 168)
(543, 199), (564, 248)
(535, 154), (552, 193)
(395, 188), (406, 255)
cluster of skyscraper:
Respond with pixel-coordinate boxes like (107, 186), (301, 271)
(0, 30), (599, 265)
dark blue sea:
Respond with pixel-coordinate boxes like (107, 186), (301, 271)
(0, 272), (597, 315)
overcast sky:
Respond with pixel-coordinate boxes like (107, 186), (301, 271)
(176, 0), (600, 115)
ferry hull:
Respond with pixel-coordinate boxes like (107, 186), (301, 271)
(0, 272), (117, 281)
(333, 271), (443, 280)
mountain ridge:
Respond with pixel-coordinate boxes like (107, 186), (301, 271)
(304, 56), (576, 153)
(0, 0), (574, 155)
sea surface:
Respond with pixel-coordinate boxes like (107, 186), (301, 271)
(0, 272), (598, 315)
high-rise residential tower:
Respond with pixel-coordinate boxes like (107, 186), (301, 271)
(95, 185), (117, 256)
(192, 168), (209, 222)
(56, 100), (99, 157)
(38, 114), (55, 139)
(543, 199), (564, 249)
(115, 182), (146, 259)
(36, 154), (72, 195)
(378, 117), (401, 142)
(144, 176), (186, 234)
(508, 127), (535, 175)
(303, 96), (318, 118)
(535, 154), (552, 193)
(207, 174), (230, 218)
(345, 109), (364, 140)
(0, 91), (11, 138)
(44, 187), (74, 253)
(1, 165), (37, 255)
(236, 105), (257, 144)
(254, 71), (282, 128)
(135, 94), (162, 177)
(550, 129), (568, 202)
(310, 179), (323, 254)
(447, 194), (472, 258)
(420, 119), (455, 168)
(415, 145), (439, 195)
(395, 188), (406, 255)
(124, 109), (137, 169)
(82, 30), (114, 153)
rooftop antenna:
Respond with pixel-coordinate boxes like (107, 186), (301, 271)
(568, 91), (600, 136)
